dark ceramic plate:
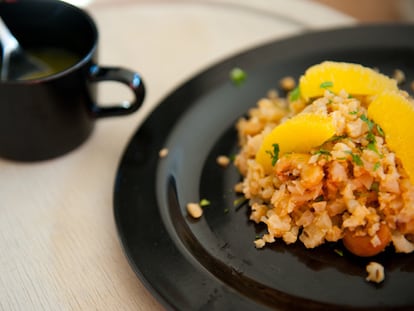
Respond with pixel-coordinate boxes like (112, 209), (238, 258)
(114, 24), (414, 310)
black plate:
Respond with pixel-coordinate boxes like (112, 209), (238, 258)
(114, 24), (414, 310)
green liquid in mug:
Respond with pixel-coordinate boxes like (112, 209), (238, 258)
(17, 47), (81, 80)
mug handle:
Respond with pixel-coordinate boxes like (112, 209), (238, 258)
(88, 64), (145, 118)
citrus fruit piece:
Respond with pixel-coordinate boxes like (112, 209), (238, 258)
(299, 61), (398, 101)
(367, 91), (414, 184)
(256, 113), (335, 172)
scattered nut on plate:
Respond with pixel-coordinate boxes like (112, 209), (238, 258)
(216, 155), (230, 167)
(366, 262), (385, 284)
(186, 202), (203, 219)
(159, 148), (169, 158)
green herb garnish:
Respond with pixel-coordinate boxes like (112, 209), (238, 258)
(199, 199), (211, 207)
(376, 124), (384, 137)
(373, 162), (381, 171)
(367, 142), (378, 153)
(370, 181), (380, 192)
(349, 110), (358, 115)
(289, 86), (301, 101)
(314, 149), (331, 156)
(346, 151), (363, 166)
(327, 135), (347, 142)
(266, 143), (280, 166)
(360, 114), (374, 131)
(320, 81), (333, 89)
(233, 196), (248, 207)
(315, 195), (325, 202)
(364, 123), (382, 155)
(230, 67), (247, 86)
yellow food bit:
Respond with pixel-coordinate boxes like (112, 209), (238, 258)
(256, 113), (335, 172)
(368, 90), (414, 184)
(299, 61), (398, 101)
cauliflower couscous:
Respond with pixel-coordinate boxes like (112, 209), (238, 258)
(234, 62), (414, 262)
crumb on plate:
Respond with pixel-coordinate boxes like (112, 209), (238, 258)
(216, 155), (230, 167)
(159, 148), (169, 158)
(365, 262), (385, 284)
(393, 69), (405, 85)
(186, 202), (203, 219)
(279, 76), (296, 92)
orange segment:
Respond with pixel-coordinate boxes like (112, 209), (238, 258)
(256, 113), (335, 172)
(367, 91), (414, 184)
(299, 61), (398, 101)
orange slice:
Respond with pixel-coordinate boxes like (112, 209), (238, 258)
(299, 61), (398, 101)
(367, 91), (414, 183)
(256, 113), (335, 172)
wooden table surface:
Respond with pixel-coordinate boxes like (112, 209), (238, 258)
(0, 1), (354, 310)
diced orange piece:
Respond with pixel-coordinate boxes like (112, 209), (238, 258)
(299, 61), (398, 101)
(256, 113), (335, 172)
(368, 91), (414, 184)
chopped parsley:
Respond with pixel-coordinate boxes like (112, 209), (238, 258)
(334, 249), (344, 256)
(366, 131), (376, 143)
(373, 161), (381, 171)
(289, 86), (301, 101)
(230, 67), (247, 86)
(360, 116), (384, 156)
(320, 81), (333, 89)
(346, 151), (363, 166)
(349, 110), (358, 115)
(367, 142), (378, 153)
(266, 143), (280, 166)
(315, 195), (325, 202)
(233, 196), (248, 207)
(371, 181), (380, 192)
(376, 124), (385, 137)
(327, 135), (347, 142)
(314, 149), (331, 156)
(199, 199), (211, 207)
(360, 114), (374, 131)
(366, 131), (378, 153)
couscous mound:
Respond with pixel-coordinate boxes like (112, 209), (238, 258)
(234, 62), (414, 258)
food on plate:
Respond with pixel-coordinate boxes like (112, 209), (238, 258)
(256, 113), (335, 173)
(392, 69), (405, 85)
(299, 61), (398, 100)
(230, 67), (247, 86)
(279, 76), (296, 92)
(234, 61), (414, 264)
(187, 199), (211, 219)
(187, 202), (203, 219)
(159, 148), (169, 158)
(367, 91), (414, 184)
(216, 155), (231, 167)
(365, 262), (385, 283)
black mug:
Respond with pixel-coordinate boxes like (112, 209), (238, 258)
(0, 0), (145, 161)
